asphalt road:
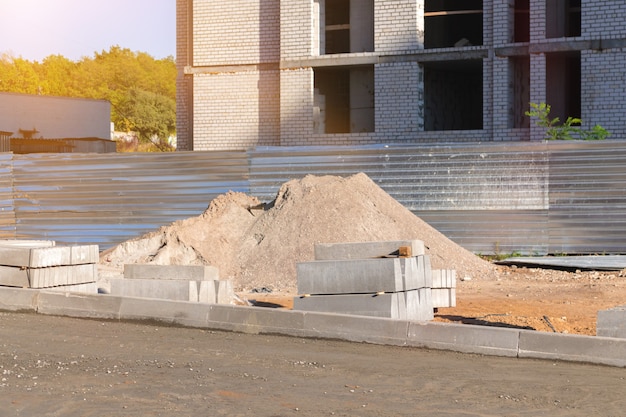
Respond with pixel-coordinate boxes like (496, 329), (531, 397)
(0, 312), (624, 417)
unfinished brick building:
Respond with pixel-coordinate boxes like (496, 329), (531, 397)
(176, 0), (626, 151)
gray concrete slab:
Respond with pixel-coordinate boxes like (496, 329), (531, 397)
(37, 292), (122, 320)
(0, 244), (98, 269)
(0, 264), (97, 289)
(597, 305), (626, 338)
(110, 278), (199, 302)
(297, 257), (430, 295)
(497, 255), (626, 271)
(199, 280), (217, 304)
(407, 321), (520, 357)
(432, 288), (456, 308)
(0, 287), (38, 312)
(293, 293), (406, 319)
(0, 240), (55, 248)
(518, 330), (626, 367)
(118, 297), (209, 328)
(314, 240), (425, 260)
(123, 264), (219, 281)
(215, 280), (234, 305)
(45, 282), (98, 294)
(302, 311), (409, 346)
(206, 304), (307, 337)
(432, 269), (456, 288)
(406, 288), (434, 321)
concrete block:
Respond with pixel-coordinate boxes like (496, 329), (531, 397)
(518, 330), (626, 367)
(302, 311), (409, 346)
(45, 282), (98, 294)
(0, 287), (38, 312)
(432, 288), (456, 308)
(293, 293), (407, 319)
(597, 305), (626, 338)
(0, 264), (97, 288)
(70, 245), (99, 265)
(432, 269), (456, 288)
(0, 244), (97, 268)
(0, 240), (55, 248)
(297, 257), (430, 295)
(215, 280), (234, 304)
(405, 288), (434, 321)
(123, 264), (219, 281)
(118, 297), (209, 328)
(314, 240), (425, 260)
(206, 304), (307, 337)
(199, 280), (217, 304)
(109, 278), (199, 302)
(37, 292), (122, 320)
(407, 321), (520, 357)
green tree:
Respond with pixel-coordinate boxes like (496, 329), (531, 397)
(116, 87), (176, 151)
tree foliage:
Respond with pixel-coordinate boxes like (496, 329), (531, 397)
(0, 46), (176, 151)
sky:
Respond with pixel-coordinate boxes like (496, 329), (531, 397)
(0, 0), (176, 62)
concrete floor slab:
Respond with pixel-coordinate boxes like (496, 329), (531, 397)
(596, 305), (626, 338)
(314, 240), (425, 260)
(123, 264), (219, 281)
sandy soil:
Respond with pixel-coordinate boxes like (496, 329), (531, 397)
(1, 313), (625, 417)
(100, 173), (626, 336)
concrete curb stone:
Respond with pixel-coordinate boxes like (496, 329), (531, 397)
(37, 291), (122, 320)
(407, 321), (521, 357)
(518, 330), (626, 367)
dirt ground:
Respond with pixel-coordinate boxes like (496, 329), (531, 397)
(1, 312), (625, 417)
(248, 264), (626, 336)
(100, 173), (626, 336)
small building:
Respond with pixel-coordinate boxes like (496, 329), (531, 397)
(0, 92), (115, 153)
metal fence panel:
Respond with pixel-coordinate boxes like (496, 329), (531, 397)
(12, 151), (249, 248)
(3, 140), (626, 255)
(548, 140), (626, 254)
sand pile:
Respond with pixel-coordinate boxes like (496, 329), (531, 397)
(100, 173), (495, 292)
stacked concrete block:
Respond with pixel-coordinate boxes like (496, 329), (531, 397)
(0, 240), (98, 294)
(431, 269), (457, 308)
(294, 240), (435, 321)
(110, 264), (234, 305)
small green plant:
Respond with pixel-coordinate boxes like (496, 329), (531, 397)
(525, 102), (610, 141)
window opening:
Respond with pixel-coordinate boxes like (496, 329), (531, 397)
(320, 0), (374, 54)
(546, 51), (581, 124)
(514, 0), (530, 43)
(424, 0), (483, 49)
(314, 66), (375, 133)
(546, 0), (581, 38)
(424, 60), (483, 131)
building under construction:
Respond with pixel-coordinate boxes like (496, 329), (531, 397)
(176, 0), (626, 151)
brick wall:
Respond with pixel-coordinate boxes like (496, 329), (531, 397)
(375, 62), (423, 140)
(375, 0), (423, 52)
(582, 1), (626, 39)
(280, 0), (312, 60)
(192, 71), (280, 150)
(176, 0), (192, 150)
(192, 0), (280, 66)
(581, 49), (626, 139)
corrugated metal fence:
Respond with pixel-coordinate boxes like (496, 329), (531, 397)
(1, 140), (625, 254)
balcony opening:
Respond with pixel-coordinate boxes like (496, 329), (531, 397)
(318, 0), (374, 55)
(546, 0), (581, 38)
(314, 66), (375, 134)
(424, 60), (483, 131)
(425, 0), (483, 49)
